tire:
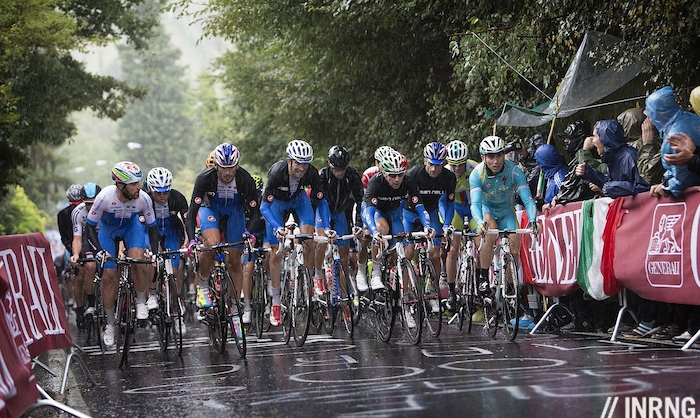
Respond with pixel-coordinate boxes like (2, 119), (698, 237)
(322, 270), (334, 335)
(484, 296), (498, 339)
(502, 253), (520, 341)
(374, 261), (395, 343)
(252, 267), (266, 339)
(222, 273), (246, 358)
(337, 263), (354, 338)
(169, 276), (183, 356)
(281, 270), (292, 344)
(464, 256), (477, 334)
(292, 267), (312, 347)
(401, 258), (422, 345)
(421, 259), (442, 338)
(118, 287), (135, 369)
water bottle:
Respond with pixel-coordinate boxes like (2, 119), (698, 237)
(389, 266), (397, 288)
(233, 315), (243, 340)
(325, 268), (334, 294)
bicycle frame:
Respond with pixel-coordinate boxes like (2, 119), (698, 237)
(277, 224), (313, 347)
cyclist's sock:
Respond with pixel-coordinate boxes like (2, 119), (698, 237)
(272, 287), (281, 305)
(357, 262), (367, 273)
(105, 307), (115, 326)
(315, 269), (324, 280)
(244, 300), (251, 311)
(199, 274), (210, 289)
(87, 294), (95, 308)
(136, 291), (146, 304)
(148, 288), (157, 298)
(448, 282), (456, 294)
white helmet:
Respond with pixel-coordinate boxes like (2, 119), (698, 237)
(147, 167), (173, 192)
(479, 136), (505, 155)
(286, 140), (313, 163)
(379, 149), (408, 174)
(374, 145), (395, 162)
(446, 140), (469, 165)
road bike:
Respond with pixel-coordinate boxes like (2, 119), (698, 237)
(76, 257), (105, 354)
(448, 228), (482, 333)
(153, 248), (188, 356)
(314, 233), (356, 338)
(483, 228), (532, 341)
(277, 224), (314, 347)
(243, 233), (271, 339)
(414, 234), (441, 338)
(194, 242), (247, 358)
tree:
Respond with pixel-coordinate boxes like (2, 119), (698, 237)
(0, 0), (160, 203)
(0, 186), (49, 235)
(114, 22), (199, 172)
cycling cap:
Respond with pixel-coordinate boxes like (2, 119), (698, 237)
(423, 142), (447, 164)
(251, 174), (264, 191)
(479, 136), (505, 155)
(205, 150), (216, 168)
(445, 140), (469, 165)
(373, 145), (394, 162)
(66, 184), (82, 203)
(215, 143), (240, 168)
(286, 140), (313, 163)
(147, 167), (173, 192)
(112, 161), (142, 184)
(380, 149), (408, 174)
(80, 182), (102, 202)
(328, 145), (350, 169)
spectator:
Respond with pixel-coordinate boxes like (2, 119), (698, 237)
(616, 108), (663, 185)
(575, 120), (650, 197)
(646, 86), (700, 197)
(550, 120), (600, 206)
(534, 144), (567, 210)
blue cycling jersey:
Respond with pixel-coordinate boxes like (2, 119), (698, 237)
(469, 159), (537, 227)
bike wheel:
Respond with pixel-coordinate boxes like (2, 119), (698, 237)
(464, 257), (477, 333)
(322, 269), (334, 335)
(281, 270), (292, 344)
(252, 267), (266, 339)
(374, 262), (395, 342)
(401, 258), (422, 345)
(483, 296), (498, 339)
(118, 287), (135, 369)
(155, 279), (167, 353)
(337, 263), (354, 338)
(209, 305), (223, 352)
(292, 267), (312, 347)
(168, 276), (184, 356)
(502, 253), (520, 341)
(421, 259), (442, 338)
(222, 273), (246, 358)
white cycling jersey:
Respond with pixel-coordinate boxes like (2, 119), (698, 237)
(86, 185), (156, 228)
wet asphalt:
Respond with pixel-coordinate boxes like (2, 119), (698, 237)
(33, 309), (700, 418)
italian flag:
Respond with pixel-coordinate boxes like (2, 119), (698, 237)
(577, 197), (624, 300)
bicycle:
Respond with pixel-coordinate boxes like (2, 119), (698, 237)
(110, 255), (153, 369)
(369, 231), (424, 345)
(314, 233), (356, 338)
(482, 228), (532, 341)
(243, 233), (271, 339)
(449, 229), (482, 334)
(76, 257), (105, 354)
(414, 234), (441, 338)
(276, 223), (314, 347)
(154, 248), (188, 356)
(193, 242), (247, 358)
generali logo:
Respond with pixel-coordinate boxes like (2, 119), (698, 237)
(645, 202), (685, 288)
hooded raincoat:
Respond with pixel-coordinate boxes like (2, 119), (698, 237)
(580, 120), (650, 197)
(534, 144), (568, 204)
(646, 86), (700, 196)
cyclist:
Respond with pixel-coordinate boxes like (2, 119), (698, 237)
(356, 145), (395, 291)
(403, 142), (456, 283)
(241, 174), (266, 324)
(68, 183), (100, 329)
(442, 140), (479, 312)
(469, 136), (538, 296)
(260, 139), (330, 327)
(84, 162), (160, 348)
(146, 167), (189, 334)
(57, 184), (82, 314)
(362, 149), (434, 329)
(185, 143), (261, 322)
(314, 146), (364, 296)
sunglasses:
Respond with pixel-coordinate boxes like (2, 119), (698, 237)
(387, 173), (405, 179)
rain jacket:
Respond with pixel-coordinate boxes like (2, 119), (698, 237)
(534, 144), (568, 204)
(616, 108), (663, 185)
(580, 120), (650, 197)
(646, 86), (700, 196)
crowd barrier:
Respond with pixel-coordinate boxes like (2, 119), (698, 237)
(0, 233), (90, 417)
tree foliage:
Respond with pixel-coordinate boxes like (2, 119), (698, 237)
(0, 0), (160, 203)
(176, 0), (700, 170)
(0, 186), (48, 235)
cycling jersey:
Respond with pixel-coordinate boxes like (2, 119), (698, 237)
(469, 160), (537, 230)
(261, 160), (330, 236)
(58, 204), (78, 256)
(448, 160), (478, 230)
(318, 165), (363, 225)
(85, 185), (159, 268)
(185, 166), (260, 247)
(404, 164), (456, 225)
(362, 172), (429, 236)
(71, 203), (94, 257)
(150, 188), (188, 268)
(361, 166), (380, 189)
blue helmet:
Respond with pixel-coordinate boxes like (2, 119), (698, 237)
(423, 142), (447, 164)
(214, 143), (240, 168)
(80, 182), (102, 202)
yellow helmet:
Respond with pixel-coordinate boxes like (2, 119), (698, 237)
(205, 150), (216, 168)
(690, 86), (700, 116)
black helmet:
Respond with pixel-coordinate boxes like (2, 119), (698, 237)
(327, 145), (350, 169)
(557, 120), (591, 155)
(80, 182), (102, 203)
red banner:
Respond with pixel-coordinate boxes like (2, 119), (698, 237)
(0, 233), (72, 358)
(614, 188), (700, 305)
(0, 253), (39, 417)
(521, 201), (583, 297)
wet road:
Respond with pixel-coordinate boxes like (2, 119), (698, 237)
(36, 311), (700, 418)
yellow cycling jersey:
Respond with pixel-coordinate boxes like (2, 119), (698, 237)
(448, 159), (479, 206)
